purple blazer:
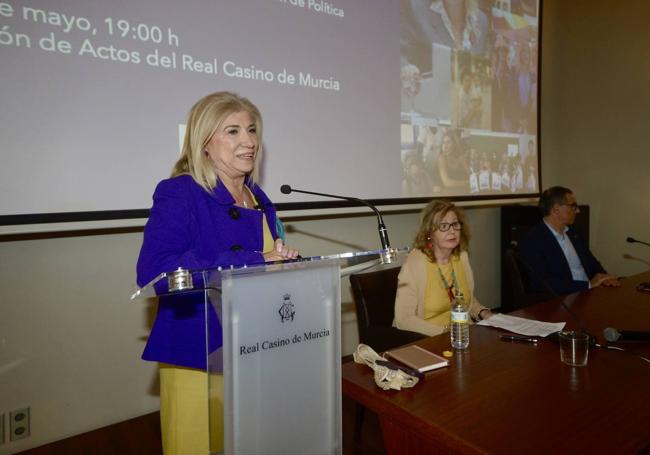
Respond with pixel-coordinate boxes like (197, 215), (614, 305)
(137, 174), (278, 369)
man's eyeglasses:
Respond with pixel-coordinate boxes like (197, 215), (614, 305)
(436, 221), (463, 232)
(561, 202), (579, 210)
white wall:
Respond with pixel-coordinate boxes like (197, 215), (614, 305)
(0, 231), (158, 453)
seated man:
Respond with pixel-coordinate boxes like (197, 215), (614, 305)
(519, 186), (620, 296)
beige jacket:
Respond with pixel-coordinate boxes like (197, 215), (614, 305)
(393, 249), (487, 336)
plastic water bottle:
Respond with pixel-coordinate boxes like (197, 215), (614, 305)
(450, 294), (470, 349)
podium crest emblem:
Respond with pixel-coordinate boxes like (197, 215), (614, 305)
(278, 293), (295, 323)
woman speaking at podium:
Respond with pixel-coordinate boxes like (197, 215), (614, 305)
(136, 92), (299, 454)
(393, 200), (492, 336)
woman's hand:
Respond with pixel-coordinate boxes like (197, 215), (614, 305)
(479, 308), (494, 321)
(263, 239), (300, 262)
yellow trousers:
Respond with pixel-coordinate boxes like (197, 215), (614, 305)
(159, 364), (224, 454)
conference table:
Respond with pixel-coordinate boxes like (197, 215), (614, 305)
(342, 272), (650, 454)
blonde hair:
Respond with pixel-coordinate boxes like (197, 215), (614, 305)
(172, 91), (263, 192)
(413, 200), (470, 263)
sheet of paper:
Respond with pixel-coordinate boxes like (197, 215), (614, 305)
(477, 314), (565, 337)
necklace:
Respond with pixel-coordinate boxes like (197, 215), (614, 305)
(232, 187), (252, 208)
(436, 263), (459, 303)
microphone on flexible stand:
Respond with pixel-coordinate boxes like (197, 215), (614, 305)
(280, 184), (395, 263)
(626, 237), (650, 247)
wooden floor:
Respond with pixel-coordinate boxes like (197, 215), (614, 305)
(17, 395), (385, 455)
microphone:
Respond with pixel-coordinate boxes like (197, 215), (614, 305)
(626, 237), (650, 247)
(603, 327), (650, 343)
(280, 184), (392, 252)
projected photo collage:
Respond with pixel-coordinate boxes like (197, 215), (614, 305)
(400, 0), (539, 198)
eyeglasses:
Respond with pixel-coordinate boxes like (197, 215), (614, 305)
(436, 221), (463, 232)
(561, 202), (579, 210)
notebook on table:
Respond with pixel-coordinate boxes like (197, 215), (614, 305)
(385, 344), (449, 373)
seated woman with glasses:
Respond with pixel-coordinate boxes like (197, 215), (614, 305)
(393, 200), (493, 336)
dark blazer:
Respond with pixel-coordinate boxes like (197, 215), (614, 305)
(136, 175), (278, 369)
(518, 221), (606, 296)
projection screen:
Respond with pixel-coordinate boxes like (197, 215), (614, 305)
(0, 0), (540, 227)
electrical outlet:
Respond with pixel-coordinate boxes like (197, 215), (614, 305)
(9, 407), (30, 441)
(0, 413), (5, 444)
